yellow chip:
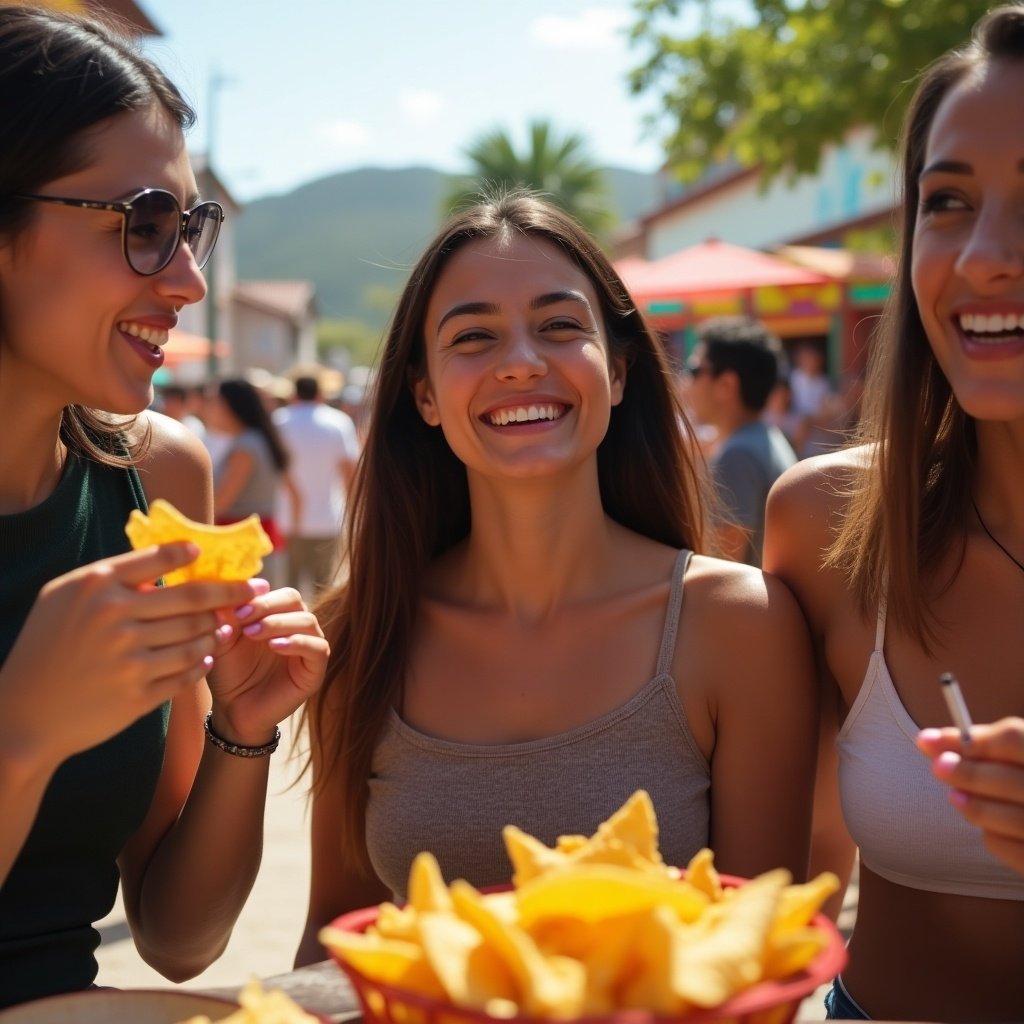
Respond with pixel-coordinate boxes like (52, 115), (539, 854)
(318, 926), (444, 998)
(668, 868), (789, 1008)
(451, 880), (586, 1018)
(125, 498), (272, 585)
(503, 791), (669, 886)
(771, 872), (840, 935)
(762, 926), (830, 980)
(554, 835), (588, 854)
(503, 825), (571, 886)
(567, 838), (668, 876)
(408, 852), (454, 914)
(574, 913), (653, 1015)
(684, 848), (723, 902)
(416, 910), (518, 1009)
(618, 906), (687, 1016)
(587, 790), (663, 866)
(374, 902), (419, 941)
(515, 863), (709, 928)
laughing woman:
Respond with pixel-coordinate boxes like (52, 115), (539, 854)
(295, 191), (818, 965)
(764, 6), (1024, 1019)
(0, 8), (327, 1006)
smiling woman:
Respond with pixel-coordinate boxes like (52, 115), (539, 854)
(412, 232), (625, 482)
(294, 190), (819, 970)
(763, 5), (1024, 1020)
(0, 6), (327, 1008)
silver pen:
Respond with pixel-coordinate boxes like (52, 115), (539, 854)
(939, 672), (973, 743)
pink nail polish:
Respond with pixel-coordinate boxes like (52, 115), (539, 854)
(935, 751), (961, 776)
(243, 622), (262, 637)
(202, 655), (214, 670)
(949, 790), (968, 809)
(216, 624), (233, 641)
(918, 728), (942, 743)
(234, 604), (254, 619)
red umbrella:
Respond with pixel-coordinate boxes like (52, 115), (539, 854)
(616, 238), (830, 306)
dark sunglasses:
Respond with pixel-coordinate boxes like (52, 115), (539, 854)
(14, 188), (224, 276)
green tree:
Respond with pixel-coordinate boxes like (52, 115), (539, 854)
(443, 120), (616, 237)
(628, 0), (994, 184)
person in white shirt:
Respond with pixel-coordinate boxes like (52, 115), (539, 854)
(273, 374), (360, 597)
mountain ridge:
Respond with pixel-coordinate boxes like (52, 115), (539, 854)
(234, 165), (660, 327)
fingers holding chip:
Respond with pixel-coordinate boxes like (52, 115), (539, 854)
(126, 499), (273, 585)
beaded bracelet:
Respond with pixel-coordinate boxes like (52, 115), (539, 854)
(204, 711), (281, 758)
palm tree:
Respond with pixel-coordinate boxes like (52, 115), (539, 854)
(443, 120), (616, 238)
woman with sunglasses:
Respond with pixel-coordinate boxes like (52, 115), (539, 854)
(764, 6), (1024, 1019)
(0, 7), (328, 1007)
(294, 191), (818, 965)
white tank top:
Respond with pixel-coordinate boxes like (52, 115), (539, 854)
(837, 599), (1024, 900)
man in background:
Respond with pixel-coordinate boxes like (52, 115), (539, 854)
(685, 317), (796, 566)
(158, 383), (206, 439)
(273, 374), (361, 598)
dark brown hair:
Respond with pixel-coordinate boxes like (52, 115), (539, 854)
(309, 191), (710, 866)
(0, 6), (197, 466)
(827, 4), (1024, 644)
(217, 378), (291, 472)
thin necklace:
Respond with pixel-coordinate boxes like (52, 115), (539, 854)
(971, 496), (1024, 574)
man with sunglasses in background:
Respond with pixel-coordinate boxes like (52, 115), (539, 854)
(684, 316), (796, 567)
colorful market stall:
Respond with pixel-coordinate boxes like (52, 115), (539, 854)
(614, 238), (892, 381)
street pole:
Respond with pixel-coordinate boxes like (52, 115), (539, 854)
(205, 70), (229, 380)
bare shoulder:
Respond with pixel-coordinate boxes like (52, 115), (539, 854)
(768, 444), (871, 524)
(674, 555), (814, 717)
(763, 445), (871, 630)
(682, 554), (805, 640)
(130, 411), (213, 522)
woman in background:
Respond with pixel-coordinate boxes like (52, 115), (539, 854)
(205, 376), (302, 587)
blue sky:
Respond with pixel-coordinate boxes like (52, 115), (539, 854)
(138, 0), (714, 202)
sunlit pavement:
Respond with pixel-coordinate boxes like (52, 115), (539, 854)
(96, 714), (313, 991)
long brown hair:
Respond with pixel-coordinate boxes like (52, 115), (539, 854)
(827, 4), (1024, 645)
(309, 191), (710, 866)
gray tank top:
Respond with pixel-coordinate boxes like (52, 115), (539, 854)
(365, 549), (710, 900)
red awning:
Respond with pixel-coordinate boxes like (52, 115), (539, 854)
(616, 239), (831, 305)
(163, 329), (230, 369)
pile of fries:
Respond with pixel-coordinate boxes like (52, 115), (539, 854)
(322, 791), (840, 1020)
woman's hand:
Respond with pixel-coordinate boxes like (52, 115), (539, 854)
(203, 585), (328, 746)
(0, 543), (259, 772)
(917, 718), (1024, 875)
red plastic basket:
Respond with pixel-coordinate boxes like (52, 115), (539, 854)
(325, 876), (848, 1024)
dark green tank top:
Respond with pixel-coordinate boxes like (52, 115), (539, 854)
(0, 444), (170, 1007)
